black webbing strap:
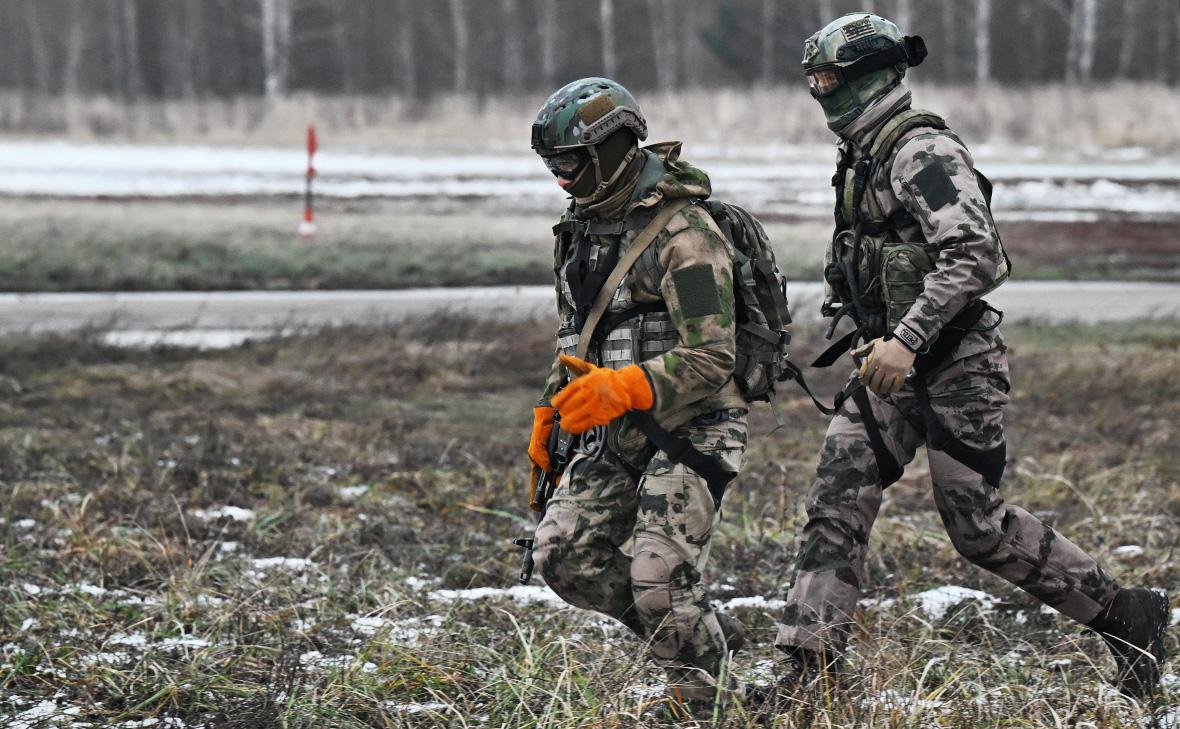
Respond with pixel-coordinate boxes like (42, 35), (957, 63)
(778, 360), (840, 416)
(634, 411), (734, 509)
(910, 300), (1008, 487)
(910, 375), (1007, 488)
(849, 383), (904, 487)
(812, 328), (860, 369)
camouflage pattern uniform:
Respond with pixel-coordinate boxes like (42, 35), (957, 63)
(532, 142), (749, 700)
(775, 84), (1121, 655)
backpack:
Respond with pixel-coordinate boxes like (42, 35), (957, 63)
(700, 201), (794, 406)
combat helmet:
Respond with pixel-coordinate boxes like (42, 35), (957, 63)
(531, 78), (648, 199)
(802, 13), (927, 133)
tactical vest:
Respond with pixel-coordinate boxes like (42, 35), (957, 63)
(822, 109), (1011, 340)
(554, 200), (794, 407)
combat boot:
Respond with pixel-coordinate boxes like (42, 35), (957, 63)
(1088, 587), (1169, 698)
(774, 646), (845, 696)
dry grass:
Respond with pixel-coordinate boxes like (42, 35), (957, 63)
(2, 84), (1177, 151)
(0, 317), (1178, 726)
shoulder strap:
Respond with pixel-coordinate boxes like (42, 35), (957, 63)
(575, 198), (690, 360)
(862, 109), (947, 221)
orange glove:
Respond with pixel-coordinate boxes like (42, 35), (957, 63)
(528, 406), (555, 472)
(551, 354), (654, 434)
(527, 406), (555, 511)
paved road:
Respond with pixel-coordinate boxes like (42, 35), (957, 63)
(1, 282), (1178, 340)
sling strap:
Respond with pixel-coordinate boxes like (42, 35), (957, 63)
(563, 198), (735, 502)
(575, 198), (689, 361)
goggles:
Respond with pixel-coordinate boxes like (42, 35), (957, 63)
(541, 149), (591, 179)
(805, 35), (927, 98)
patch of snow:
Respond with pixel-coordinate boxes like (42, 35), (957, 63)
(160, 636), (211, 649)
(190, 505), (256, 522)
(715, 596), (786, 612)
(250, 557), (316, 571)
(108, 632), (149, 647)
(8, 699), (83, 729)
(338, 484), (370, 500)
(1113, 545), (1145, 558)
(1171, 607), (1180, 626)
(387, 701), (451, 715)
(910, 586), (998, 620)
(14, 518), (36, 529)
(350, 616), (393, 636)
(1048, 658), (1072, 668)
(20, 618), (38, 633)
(21, 583), (41, 595)
(427, 585), (569, 608)
(404, 575), (433, 591)
(80, 651), (131, 666)
(218, 541), (240, 554)
(388, 615), (446, 646)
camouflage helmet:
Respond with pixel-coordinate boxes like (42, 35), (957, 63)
(802, 13), (927, 133)
(531, 77), (648, 154)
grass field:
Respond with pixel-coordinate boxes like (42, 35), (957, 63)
(1, 316), (1178, 727)
(3, 198), (1178, 292)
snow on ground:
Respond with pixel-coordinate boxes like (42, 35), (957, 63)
(2, 140), (1177, 221)
(909, 586), (998, 619)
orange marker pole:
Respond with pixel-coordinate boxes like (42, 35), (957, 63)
(299, 124), (319, 238)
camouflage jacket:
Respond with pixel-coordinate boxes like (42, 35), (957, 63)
(840, 86), (1007, 352)
(541, 142), (745, 434)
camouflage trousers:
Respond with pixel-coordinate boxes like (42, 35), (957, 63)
(776, 325), (1120, 655)
(533, 410), (747, 700)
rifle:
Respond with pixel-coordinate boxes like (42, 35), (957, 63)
(512, 415), (576, 584)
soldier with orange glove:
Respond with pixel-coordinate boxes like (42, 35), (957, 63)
(524, 78), (752, 717)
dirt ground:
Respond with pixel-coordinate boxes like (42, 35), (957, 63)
(1, 316), (1178, 727)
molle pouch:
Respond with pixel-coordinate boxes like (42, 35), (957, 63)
(881, 243), (937, 331)
(824, 229), (876, 312)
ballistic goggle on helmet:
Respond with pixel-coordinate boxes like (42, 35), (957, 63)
(802, 13), (927, 131)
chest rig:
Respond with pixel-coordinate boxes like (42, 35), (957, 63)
(553, 205), (677, 370)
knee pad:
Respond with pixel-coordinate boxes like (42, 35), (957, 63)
(631, 534), (700, 659)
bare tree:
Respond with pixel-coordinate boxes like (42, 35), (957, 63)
(500, 0), (525, 91)
(600, 0), (616, 78)
(20, 0), (51, 94)
(975, 0), (991, 84)
(540, 0), (557, 88)
(120, 0), (144, 98)
(760, 0), (776, 84)
(647, 0), (678, 91)
(62, 0), (87, 97)
(449, 0), (470, 92)
(394, 0), (418, 98)
(260, 0), (292, 97)
(1116, 0), (1137, 79)
(894, 0), (913, 32)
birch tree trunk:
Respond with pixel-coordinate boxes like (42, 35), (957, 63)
(395, 0), (418, 98)
(647, 0), (677, 91)
(1076, 0), (1097, 83)
(121, 0), (144, 98)
(600, 0), (616, 78)
(1116, 0), (1137, 78)
(21, 0), (51, 94)
(974, 0), (991, 84)
(260, 0), (291, 98)
(894, 0), (913, 33)
(62, 0), (86, 97)
(760, 0), (776, 84)
(818, 0), (835, 26)
(540, 0), (557, 88)
(449, 0), (469, 93)
(500, 0), (525, 90)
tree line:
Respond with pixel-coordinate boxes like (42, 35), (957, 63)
(1, 0), (1177, 102)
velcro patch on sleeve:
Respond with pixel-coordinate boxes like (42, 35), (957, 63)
(913, 161), (958, 211)
(672, 264), (722, 319)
